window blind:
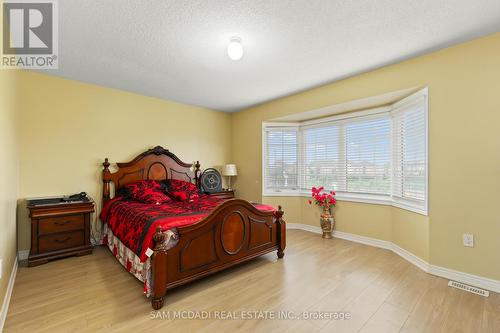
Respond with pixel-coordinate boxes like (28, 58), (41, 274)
(301, 116), (392, 195)
(301, 124), (346, 192)
(262, 88), (428, 215)
(263, 127), (299, 192)
(346, 116), (391, 195)
(392, 97), (427, 209)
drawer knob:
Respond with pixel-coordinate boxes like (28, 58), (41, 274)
(54, 221), (71, 226)
(54, 237), (70, 244)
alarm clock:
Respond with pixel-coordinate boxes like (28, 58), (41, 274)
(200, 168), (223, 193)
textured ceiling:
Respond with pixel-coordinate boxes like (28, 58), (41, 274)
(40, 0), (500, 111)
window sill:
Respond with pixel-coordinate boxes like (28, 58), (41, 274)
(262, 192), (428, 216)
(392, 200), (428, 216)
(262, 191), (300, 197)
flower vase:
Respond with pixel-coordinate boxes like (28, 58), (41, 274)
(320, 206), (334, 239)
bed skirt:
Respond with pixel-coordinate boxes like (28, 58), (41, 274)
(102, 223), (178, 297)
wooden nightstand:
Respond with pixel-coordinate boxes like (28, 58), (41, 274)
(208, 190), (235, 199)
(27, 197), (94, 266)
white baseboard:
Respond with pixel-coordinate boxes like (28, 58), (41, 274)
(428, 264), (500, 294)
(334, 230), (392, 250)
(0, 257), (18, 332)
(391, 243), (429, 273)
(286, 223), (322, 234)
(287, 223), (392, 249)
(287, 223), (500, 294)
(17, 251), (29, 261)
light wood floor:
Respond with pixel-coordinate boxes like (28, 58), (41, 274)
(5, 230), (500, 332)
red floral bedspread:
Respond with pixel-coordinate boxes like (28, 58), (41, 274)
(100, 196), (275, 262)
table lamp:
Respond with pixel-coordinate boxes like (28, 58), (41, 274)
(222, 164), (237, 191)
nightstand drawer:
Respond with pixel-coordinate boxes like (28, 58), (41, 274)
(39, 231), (84, 252)
(39, 215), (84, 235)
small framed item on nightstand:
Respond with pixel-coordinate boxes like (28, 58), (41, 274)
(27, 194), (94, 267)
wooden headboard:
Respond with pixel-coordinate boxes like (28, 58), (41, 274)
(102, 146), (201, 204)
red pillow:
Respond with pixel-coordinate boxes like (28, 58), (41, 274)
(170, 191), (188, 202)
(162, 179), (200, 202)
(136, 187), (171, 205)
(117, 180), (171, 204)
(168, 179), (198, 193)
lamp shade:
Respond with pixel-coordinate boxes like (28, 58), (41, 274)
(222, 164), (238, 176)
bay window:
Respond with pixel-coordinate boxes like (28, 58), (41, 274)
(263, 89), (428, 215)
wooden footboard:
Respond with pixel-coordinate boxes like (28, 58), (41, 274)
(151, 199), (285, 309)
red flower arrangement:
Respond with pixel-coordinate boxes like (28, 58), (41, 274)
(308, 186), (337, 209)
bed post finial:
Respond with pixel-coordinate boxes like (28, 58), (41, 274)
(276, 205), (286, 259)
(103, 157), (110, 169)
(276, 205), (284, 220)
(153, 226), (167, 249)
(194, 160), (201, 190)
(103, 158), (111, 204)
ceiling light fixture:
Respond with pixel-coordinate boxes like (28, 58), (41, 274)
(227, 36), (243, 61)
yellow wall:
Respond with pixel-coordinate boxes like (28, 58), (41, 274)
(392, 207), (429, 261)
(16, 71), (231, 251)
(232, 32), (500, 279)
(0, 71), (19, 307)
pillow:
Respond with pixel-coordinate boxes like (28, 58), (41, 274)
(170, 191), (188, 202)
(136, 187), (172, 205)
(162, 179), (199, 202)
(164, 179), (198, 193)
(117, 180), (171, 204)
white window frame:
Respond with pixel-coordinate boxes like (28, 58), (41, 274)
(390, 88), (429, 215)
(262, 122), (300, 196)
(262, 88), (428, 216)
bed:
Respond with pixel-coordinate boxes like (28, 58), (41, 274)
(100, 146), (286, 309)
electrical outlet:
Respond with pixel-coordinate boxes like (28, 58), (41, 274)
(463, 233), (474, 247)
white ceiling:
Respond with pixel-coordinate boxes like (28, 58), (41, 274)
(41, 1), (500, 112)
